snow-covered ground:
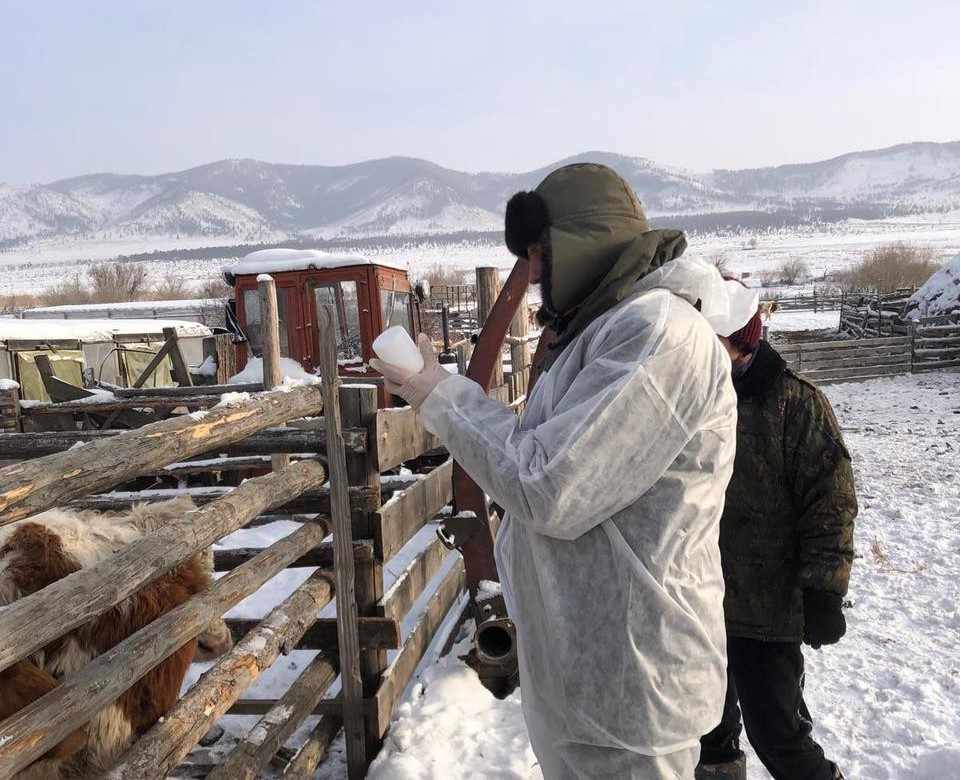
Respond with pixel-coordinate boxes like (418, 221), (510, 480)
(360, 370), (961, 780)
(181, 365), (959, 780)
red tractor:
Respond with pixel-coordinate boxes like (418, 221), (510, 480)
(225, 248), (422, 407)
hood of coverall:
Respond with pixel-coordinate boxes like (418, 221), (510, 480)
(534, 163), (688, 360)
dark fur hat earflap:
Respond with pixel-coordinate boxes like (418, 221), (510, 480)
(505, 190), (550, 258)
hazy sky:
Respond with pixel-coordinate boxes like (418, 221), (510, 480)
(2, 0), (958, 182)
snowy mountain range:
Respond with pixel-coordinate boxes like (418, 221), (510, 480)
(1, 142), (957, 245)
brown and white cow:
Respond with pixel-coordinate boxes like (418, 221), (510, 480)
(0, 496), (232, 780)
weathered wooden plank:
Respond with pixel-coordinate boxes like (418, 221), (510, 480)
(129, 335), (176, 389)
(375, 406), (442, 471)
(162, 327), (194, 387)
(317, 303), (367, 779)
(376, 459), (453, 561)
(213, 539), (373, 571)
(377, 534), (453, 623)
(259, 277), (290, 472)
(0, 524), (326, 778)
(917, 323), (961, 333)
(160, 454), (301, 477)
(914, 347), (961, 357)
(281, 713), (343, 779)
(802, 363), (909, 382)
(799, 353), (911, 372)
(104, 565), (334, 780)
(912, 359), (961, 371)
(72, 484), (380, 515)
(226, 615), (400, 650)
(786, 335), (912, 351)
(0, 461), (327, 675)
(372, 560), (466, 738)
(340, 383), (388, 757)
(0, 384), (325, 526)
(22, 395), (227, 413)
(206, 652), (339, 780)
(0, 426), (367, 460)
(114, 382), (265, 398)
(783, 345), (913, 366)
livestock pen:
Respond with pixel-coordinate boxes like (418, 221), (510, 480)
(0, 287), (470, 779)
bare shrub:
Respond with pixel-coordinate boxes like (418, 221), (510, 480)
(0, 293), (40, 315)
(753, 268), (779, 288)
(152, 273), (192, 300)
(40, 275), (91, 306)
(777, 257), (809, 285)
(423, 263), (470, 288)
(87, 262), (151, 303)
(196, 277), (232, 300)
(709, 252), (731, 278)
(840, 243), (938, 293)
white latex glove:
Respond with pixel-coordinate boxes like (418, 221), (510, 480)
(369, 333), (452, 410)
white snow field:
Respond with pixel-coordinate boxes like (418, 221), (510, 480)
(362, 370), (961, 780)
(184, 366), (959, 780)
(0, 213), (957, 298)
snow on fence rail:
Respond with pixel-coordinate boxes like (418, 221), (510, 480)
(0, 291), (468, 779)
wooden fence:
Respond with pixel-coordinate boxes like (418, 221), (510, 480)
(0, 288), (467, 778)
(428, 283), (476, 313)
(837, 289), (917, 339)
(762, 291), (846, 312)
(910, 315), (961, 372)
(777, 335), (914, 384)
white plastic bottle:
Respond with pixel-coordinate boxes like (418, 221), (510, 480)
(372, 327), (425, 373)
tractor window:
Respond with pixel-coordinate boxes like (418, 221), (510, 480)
(242, 289), (290, 358)
(380, 289), (413, 335)
(314, 282), (362, 360)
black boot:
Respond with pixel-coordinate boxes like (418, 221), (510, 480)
(694, 754), (747, 780)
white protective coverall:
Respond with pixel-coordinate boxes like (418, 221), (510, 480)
(418, 258), (739, 779)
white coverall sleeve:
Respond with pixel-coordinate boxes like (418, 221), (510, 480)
(418, 300), (713, 540)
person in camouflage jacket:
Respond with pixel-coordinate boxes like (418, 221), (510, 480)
(697, 304), (857, 780)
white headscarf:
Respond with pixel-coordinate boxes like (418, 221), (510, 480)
(639, 257), (759, 337)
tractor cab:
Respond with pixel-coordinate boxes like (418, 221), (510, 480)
(225, 249), (420, 405)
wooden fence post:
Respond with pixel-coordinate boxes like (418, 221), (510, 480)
(161, 327), (192, 387)
(259, 275), (290, 472)
(317, 304), (367, 779)
(340, 382), (387, 758)
(476, 267), (503, 388)
(509, 287), (531, 401)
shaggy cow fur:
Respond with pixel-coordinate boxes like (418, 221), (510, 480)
(0, 496), (232, 780)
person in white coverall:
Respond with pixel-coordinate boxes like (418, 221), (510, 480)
(371, 163), (756, 780)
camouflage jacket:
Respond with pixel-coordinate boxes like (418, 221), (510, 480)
(721, 341), (857, 642)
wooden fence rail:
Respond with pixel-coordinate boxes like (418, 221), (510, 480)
(0, 426), (367, 460)
(0, 383), (324, 525)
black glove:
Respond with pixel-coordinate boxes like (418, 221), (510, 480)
(803, 589), (846, 649)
